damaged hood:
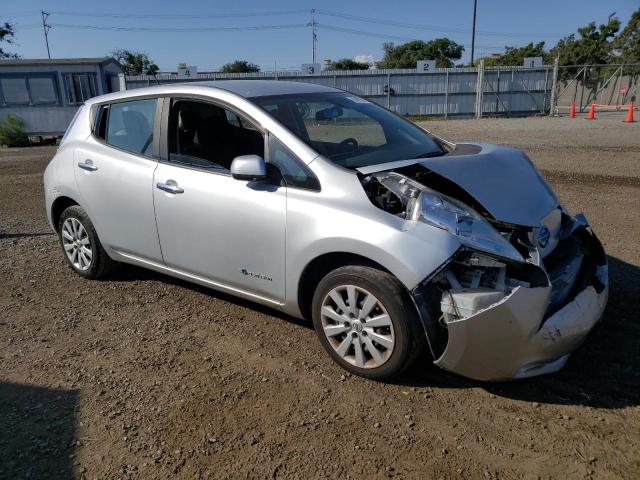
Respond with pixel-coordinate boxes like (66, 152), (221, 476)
(357, 143), (558, 227)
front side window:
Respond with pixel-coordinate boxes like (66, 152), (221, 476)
(105, 98), (157, 156)
(268, 134), (319, 190)
(252, 92), (446, 169)
(168, 99), (264, 172)
(64, 73), (97, 105)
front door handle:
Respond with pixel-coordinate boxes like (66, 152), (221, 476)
(78, 159), (98, 172)
(156, 181), (184, 194)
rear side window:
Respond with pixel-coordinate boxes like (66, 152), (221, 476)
(97, 98), (157, 157)
(94, 105), (109, 141)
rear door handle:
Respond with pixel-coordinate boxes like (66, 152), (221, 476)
(78, 159), (98, 171)
(156, 182), (184, 194)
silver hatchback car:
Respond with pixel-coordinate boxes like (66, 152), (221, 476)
(44, 80), (608, 381)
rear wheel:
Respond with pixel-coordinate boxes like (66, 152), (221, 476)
(58, 205), (115, 279)
(311, 266), (425, 380)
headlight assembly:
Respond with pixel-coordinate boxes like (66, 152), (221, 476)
(408, 188), (523, 263)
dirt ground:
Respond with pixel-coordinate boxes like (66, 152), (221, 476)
(1, 115), (639, 479)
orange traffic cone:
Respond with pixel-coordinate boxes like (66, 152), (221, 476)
(586, 102), (596, 120)
(624, 102), (635, 123)
(569, 101), (576, 119)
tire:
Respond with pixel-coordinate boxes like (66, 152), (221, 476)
(58, 205), (115, 279)
(311, 266), (425, 380)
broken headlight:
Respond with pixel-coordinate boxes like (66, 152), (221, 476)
(408, 188), (523, 263)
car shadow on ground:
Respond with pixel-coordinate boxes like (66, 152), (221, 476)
(106, 264), (313, 331)
(0, 232), (55, 239)
(106, 255), (640, 410)
(0, 381), (78, 479)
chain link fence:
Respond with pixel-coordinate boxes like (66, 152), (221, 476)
(553, 63), (640, 114)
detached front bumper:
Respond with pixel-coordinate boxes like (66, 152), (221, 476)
(413, 215), (608, 381)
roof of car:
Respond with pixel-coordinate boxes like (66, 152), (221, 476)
(196, 80), (342, 97)
(83, 80), (343, 106)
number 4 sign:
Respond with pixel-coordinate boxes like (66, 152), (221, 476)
(177, 65), (198, 79)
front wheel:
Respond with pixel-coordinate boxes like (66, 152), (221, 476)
(311, 266), (425, 380)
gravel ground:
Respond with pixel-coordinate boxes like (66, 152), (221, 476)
(1, 116), (639, 479)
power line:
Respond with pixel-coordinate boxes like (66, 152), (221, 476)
(39, 19), (505, 50)
(318, 24), (504, 49)
(8, 7), (568, 40)
(316, 8), (565, 38)
(47, 9), (308, 19)
(50, 23), (308, 33)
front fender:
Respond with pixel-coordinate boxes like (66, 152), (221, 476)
(284, 215), (460, 317)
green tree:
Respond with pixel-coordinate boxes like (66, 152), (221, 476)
(377, 38), (464, 69)
(111, 49), (159, 75)
(0, 115), (29, 147)
(480, 42), (547, 67)
(0, 21), (19, 59)
(326, 58), (370, 70)
(549, 16), (620, 79)
(220, 60), (260, 73)
(613, 8), (640, 64)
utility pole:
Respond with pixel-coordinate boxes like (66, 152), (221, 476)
(309, 9), (317, 64)
(470, 0), (477, 66)
(41, 11), (52, 59)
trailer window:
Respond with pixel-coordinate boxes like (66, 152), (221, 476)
(28, 77), (59, 105)
(0, 77), (30, 105)
(0, 74), (61, 106)
(64, 73), (97, 105)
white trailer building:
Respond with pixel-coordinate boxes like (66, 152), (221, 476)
(0, 57), (123, 136)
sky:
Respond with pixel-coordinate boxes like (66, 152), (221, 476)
(4, 0), (637, 71)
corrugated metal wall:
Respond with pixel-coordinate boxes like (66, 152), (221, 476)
(124, 65), (553, 117)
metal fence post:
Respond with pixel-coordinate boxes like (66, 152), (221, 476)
(542, 67), (549, 114)
(579, 67), (587, 112)
(444, 70), (449, 119)
(386, 72), (391, 109)
(509, 68), (514, 116)
(118, 73), (127, 91)
(549, 56), (559, 116)
(475, 60), (485, 119)
(495, 69), (501, 114)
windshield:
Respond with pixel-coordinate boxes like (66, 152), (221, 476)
(251, 92), (446, 169)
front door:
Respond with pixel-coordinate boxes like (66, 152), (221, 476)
(152, 98), (286, 302)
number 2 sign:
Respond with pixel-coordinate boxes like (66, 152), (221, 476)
(417, 60), (436, 73)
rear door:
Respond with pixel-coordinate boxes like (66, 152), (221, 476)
(73, 97), (163, 262)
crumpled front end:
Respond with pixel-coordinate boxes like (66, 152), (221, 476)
(412, 213), (608, 381)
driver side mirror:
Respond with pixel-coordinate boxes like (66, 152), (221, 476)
(230, 155), (267, 181)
